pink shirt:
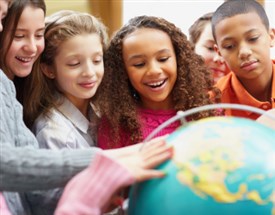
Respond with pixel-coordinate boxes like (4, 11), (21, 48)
(55, 152), (134, 215)
(98, 108), (180, 149)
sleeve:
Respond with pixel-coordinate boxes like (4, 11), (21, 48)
(0, 143), (101, 191)
(0, 71), (101, 192)
(55, 152), (135, 215)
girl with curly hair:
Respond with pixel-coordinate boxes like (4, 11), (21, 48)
(96, 15), (220, 150)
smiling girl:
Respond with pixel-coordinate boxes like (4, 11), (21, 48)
(0, 0), (45, 80)
(96, 15), (220, 149)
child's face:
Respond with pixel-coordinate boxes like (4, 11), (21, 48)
(122, 28), (177, 110)
(50, 34), (104, 108)
(195, 22), (229, 83)
(5, 5), (45, 79)
(214, 12), (275, 81)
(0, 0), (9, 32)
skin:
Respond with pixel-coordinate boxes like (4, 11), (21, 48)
(5, 5), (45, 80)
(43, 34), (104, 118)
(195, 22), (229, 83)
(214, 12), (275, 101)
(122, 28), (177, 110)
(0, 0), (9, 32)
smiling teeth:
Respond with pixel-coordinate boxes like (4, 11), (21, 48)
(148, 80), (165, 87)
(16, 56), (32, 62)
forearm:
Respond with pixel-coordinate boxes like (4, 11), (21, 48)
(55, 153), (134, 215)
(0, 144), (101, 191)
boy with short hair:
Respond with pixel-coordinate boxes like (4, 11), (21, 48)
(212, 0), (275, 120)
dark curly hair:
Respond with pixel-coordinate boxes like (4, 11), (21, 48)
(95, 15), (220, 147)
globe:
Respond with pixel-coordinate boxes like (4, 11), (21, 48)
(128, 116), (275, 215)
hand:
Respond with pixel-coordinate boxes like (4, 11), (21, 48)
(104, 135), (173, 182)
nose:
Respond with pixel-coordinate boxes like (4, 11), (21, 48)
(23, 37), (38, 54)
(82, 61), (96, 77)
(0, 21), (3, 32)
(147, 61), (162, 75)
(239, 43), (252, 60)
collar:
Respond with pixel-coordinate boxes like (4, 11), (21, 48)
(231, 61), (275, 116)
(57, 97), (92, 134)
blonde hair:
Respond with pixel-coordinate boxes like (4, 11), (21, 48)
(22, 10), (108, 127)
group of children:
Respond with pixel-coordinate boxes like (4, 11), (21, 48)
(0, 0), (274, 214)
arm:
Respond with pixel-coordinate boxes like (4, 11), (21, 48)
(55, 152), (134, 215)
(0, 70), (100, 191)
(0, 143), (100, 191)
(55, 136), (173, 215)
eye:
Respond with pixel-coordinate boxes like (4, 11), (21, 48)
(36, 34), (44, 39)
(223, 44), (234, 50)
(36, 30), (45, 39)
(207, 46), (215, 51)
(248, 36), (259, 42)
(67, 62), (80, 67)
(133, 62), (145, 68)
(159, 56), (169, 62)
(14, 34), (24, 39)
(93, 56), (103, 64)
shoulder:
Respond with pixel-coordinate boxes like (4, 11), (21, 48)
(32, 109), (78, 149)
(0, 70), (15, 95)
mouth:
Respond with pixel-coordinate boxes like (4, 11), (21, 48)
(79, 80), (96, 88)
(240, 60), (258, 69)
(15, 56), (34, 63)
(145, 78), (167, 89)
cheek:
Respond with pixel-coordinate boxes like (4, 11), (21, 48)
(98, 70), (104, 82)
(37, 40), (45, 56)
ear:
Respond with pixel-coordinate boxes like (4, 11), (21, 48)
(269, 28), (275, 48)
(41, 63), (55, 79)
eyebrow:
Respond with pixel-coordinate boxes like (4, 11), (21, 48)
(221, 28), (259, 42)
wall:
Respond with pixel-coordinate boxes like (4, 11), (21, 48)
(123, 0), (275, 58)
(45, 0), (91, 15)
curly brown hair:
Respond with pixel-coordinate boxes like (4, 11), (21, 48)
(95, 15), (220, 146)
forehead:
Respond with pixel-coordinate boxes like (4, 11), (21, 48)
(199, 23), (213, 41)
(215, 12), (266, 42)
(17, 5), (45, 26)
(124, 28), (171, 46)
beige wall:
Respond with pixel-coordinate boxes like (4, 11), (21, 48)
(45, 0), (91, 16)
(44, 0), (122, 37)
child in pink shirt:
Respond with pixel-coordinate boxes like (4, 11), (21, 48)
(96, 15), (220, 150)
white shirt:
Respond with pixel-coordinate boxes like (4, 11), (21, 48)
(32, 97), (95, 150)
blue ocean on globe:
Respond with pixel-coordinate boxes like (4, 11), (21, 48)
(128, 117), (275, 215)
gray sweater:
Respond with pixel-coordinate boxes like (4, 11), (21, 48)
(0, 70), (100, 214)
